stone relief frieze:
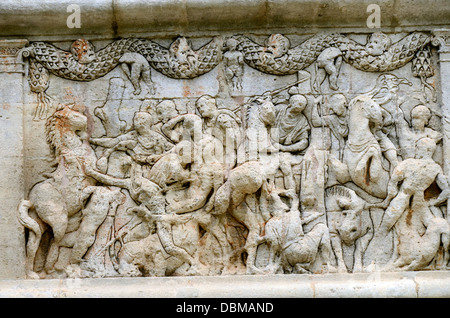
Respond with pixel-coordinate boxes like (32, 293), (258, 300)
(14, 31), (450, 279)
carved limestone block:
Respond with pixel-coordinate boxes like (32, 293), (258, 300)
(13, 30), (450, 279)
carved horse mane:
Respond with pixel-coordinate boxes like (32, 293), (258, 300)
(326, 184), (367, 209)
(325, 185), (365, 214)
(245, 95), (276, 128)
(245, 97), (259, 126)
(45, 103), (88, 158)
(325, 185), (373, 261)
(325, 184), (352, 200)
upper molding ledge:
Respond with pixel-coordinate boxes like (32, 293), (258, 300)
(0, 0), (449, 40)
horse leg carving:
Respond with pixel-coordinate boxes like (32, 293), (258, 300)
(267, 243), (282, 274)
(330, 231), (347, 273)
(244, 227), (263, 275)
(17, 200), (42, 279)
(261, 228), (282, 274)
(441, 226), (450, 269)
(315, 223), (336, 273)
(44, 210), (68, 274)
(354, 227), (373, 272)
(214, 180), (231, 216)
(328, 155), (351, 185)
(353, 238), (365, 272)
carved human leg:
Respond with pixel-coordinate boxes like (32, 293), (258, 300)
(203, 213), (232, 271)
(261, 218), (283, 274)
(70, 187), (120, 265)
(379, 192), (411, 233)
(140, 65), (155, 94)
(244, 224), (264, 275)
(156, 221), (197, 273)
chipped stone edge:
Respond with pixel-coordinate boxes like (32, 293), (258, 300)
(0, 0), (450, 41)
(0, 271), (449, 298)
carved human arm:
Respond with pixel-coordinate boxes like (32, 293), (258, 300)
(383, 178), (400, 208)
(311, 96), (326, 128)
(130, 153), (150, 165)
(301, 212), (324, 225)
(157, 213), (194, 224)
(276, 139), (309, 152)
(254, 133), (280, 154)
(366, 169), (402, 209)
(79, 157), (130, 189)
(90, 136), (121, 148)
(160, 115), (186, 142)
(259, 182), (274, 222)
(238, 53), (244, 66)
(427, 128), (443, 144)
(429, 173), (450, 206)
(98, 139), (137, 166)
(166, 192), (210, 215)
(162, 114), (187, 130)
(161, 114), (202, 143)
(145, 154), (165, 165)
(90, 131), (136, 148)
(80, 186), (97, 203)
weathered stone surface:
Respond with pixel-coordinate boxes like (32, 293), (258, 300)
(1, 0), (450, 298)
(0, 0), (449, 38)
(0, 39), (28, 279)
(1, 272), (449, 298)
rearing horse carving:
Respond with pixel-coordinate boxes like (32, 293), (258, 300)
(332, 95), (391, 199)
(17, 104), (117, 279)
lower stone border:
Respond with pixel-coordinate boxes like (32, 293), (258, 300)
(0, 271), (449, 298)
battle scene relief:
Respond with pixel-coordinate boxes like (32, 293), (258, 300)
(15, 31), (450, 279)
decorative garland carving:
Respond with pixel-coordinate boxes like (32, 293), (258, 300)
(15, 31), (450, 279)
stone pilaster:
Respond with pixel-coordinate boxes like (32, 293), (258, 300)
(0, 39), (28, 279)
(432, 30), (450, 176)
